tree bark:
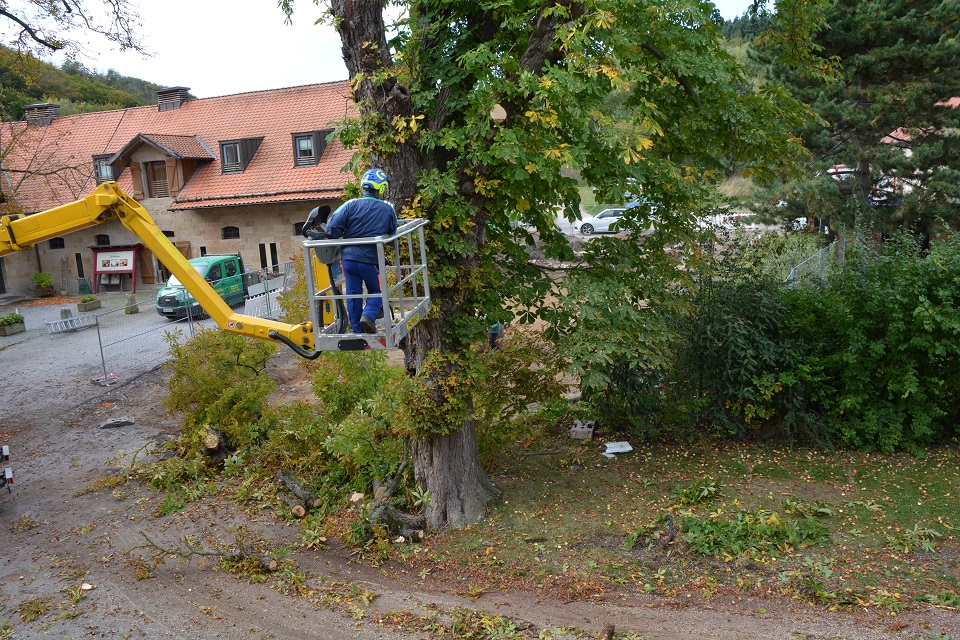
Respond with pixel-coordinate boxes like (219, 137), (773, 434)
(412, 412), (497, 529)
(331, 0), (499, 530)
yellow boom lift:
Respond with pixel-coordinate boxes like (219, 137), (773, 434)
(0, 182), (431, 357)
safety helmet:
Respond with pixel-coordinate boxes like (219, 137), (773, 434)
(361, 168), (389, 196)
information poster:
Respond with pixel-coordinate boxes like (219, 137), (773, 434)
(92, 245), (141, 293)
(97, 250), (134, 272)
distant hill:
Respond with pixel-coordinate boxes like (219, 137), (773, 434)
(0, 47), (169, 121)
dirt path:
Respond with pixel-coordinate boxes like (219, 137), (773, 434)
(1, 320), (956, 639)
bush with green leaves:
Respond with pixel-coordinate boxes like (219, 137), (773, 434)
(669, 229), (960, 451)
(162, 327), (278, 453)
(550, 232), (688, 435)
(675, 233), (817, 441)
(818, 234), (960, 451)
(32, 271), (53, 288)
(472, 328), (569, 465)
(0, 312), (25, 326)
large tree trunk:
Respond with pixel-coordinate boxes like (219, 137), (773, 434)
(404, 306), (497, 527)
(333, 0), (495, 530)
(412, 412), (497, 528)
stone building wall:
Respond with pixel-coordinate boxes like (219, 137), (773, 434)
(0, 197), (342, 297)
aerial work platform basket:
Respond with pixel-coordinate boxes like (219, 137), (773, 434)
(303, 218), (431, 351)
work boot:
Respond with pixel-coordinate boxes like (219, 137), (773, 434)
(360, 315), (376, 334)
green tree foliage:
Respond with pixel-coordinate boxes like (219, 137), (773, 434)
(0, 46), (156, 120)
(279, 0), (820, 527)
(755, 0), (960, 240)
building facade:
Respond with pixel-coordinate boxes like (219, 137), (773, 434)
(0, 82), (354, 296)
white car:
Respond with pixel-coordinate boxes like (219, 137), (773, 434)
(578, 208), (627, 234)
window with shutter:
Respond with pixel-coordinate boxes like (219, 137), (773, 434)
(145, 161), (169, 197)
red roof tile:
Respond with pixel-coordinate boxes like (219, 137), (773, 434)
(123, 134), (215, 159)
(1, 82), (355, 214)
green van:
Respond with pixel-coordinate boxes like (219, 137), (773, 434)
(155, 254), (247, 319)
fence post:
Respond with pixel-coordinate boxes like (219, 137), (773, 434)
(95, 315), (107, 383)
(262, 267), (273, 319)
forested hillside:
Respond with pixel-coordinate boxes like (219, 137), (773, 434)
(0, 47), (165, 121)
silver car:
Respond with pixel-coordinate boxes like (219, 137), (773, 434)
(578, 207), (627, 234)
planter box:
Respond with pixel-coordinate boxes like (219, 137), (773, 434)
(77, 300), (101, 312)
(0, 323), (25, 336)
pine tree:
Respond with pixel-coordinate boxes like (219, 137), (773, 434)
(766, 0), (960, 240)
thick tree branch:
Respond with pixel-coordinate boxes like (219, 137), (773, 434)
(0, 9), (63, 50)
(518, 1), (587, 73)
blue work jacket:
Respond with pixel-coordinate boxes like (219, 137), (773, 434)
(326, 195), (398, 264)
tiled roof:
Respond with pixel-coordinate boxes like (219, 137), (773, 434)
(119, 134), (215, 160)
(1, 82), (355, 214)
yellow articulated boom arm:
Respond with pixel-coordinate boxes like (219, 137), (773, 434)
(0, 182), (318, 357)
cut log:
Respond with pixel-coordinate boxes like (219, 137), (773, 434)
(277, 471), (314, 506)
(201, 429), (227, 460)
(291, 504), (306, 518)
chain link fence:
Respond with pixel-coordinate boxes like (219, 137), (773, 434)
(44, 262), (295, 386)
(785, 238), (847, 288)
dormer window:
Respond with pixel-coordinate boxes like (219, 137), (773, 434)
(93, 155), (113, 183)
(291, 129), (332, 167)
(222, 143), (241, 173)
(219, 137), (264, 174)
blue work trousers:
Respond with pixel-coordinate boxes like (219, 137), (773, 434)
(342, 259), (383, 332)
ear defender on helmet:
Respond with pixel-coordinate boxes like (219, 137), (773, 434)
(361, 168), (389, 196)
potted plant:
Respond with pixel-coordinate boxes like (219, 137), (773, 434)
(77, 295), (101, 312)
(33, 271), (55, 297)
(0, 312), (26, 336)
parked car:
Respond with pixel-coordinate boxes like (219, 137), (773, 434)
(155, 254), (248, 319)
(578, 207), (627, 234)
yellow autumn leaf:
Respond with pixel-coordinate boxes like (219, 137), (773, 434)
(516, 198), (530, 211)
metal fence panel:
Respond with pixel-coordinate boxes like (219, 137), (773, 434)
(93, 261), (294, 385)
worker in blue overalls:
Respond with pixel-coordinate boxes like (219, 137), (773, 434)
(325, 168), (398, 334)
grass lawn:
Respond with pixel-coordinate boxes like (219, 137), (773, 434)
(399, 437), (960, 615)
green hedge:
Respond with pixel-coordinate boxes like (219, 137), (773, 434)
(673, 232), (960, 452)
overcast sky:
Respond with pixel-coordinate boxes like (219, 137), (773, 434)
(49, 0), (755, 99)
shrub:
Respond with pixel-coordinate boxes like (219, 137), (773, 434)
(0, 312), (25, 326)
(79, 294), (97, 303)
(669, 229), (960, 451)
(32, 271), (53, 287)
(817, 233), (960, 452)
(551, 234), (686, 435)
(472, 328), (569, 465)
(162, 326), (278, 453)
(675, 241), (804, 439)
